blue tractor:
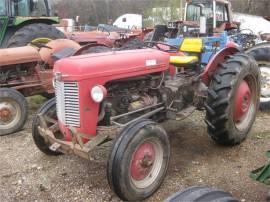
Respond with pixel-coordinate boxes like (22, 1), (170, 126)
(150, 0), (270, 110)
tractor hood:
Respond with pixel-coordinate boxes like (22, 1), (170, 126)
(54, 48), (170, 82)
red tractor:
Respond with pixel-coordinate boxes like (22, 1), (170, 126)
(0, 39), (102, 136)
(32, 33), (260, 200)
(64, 26), (152, 48)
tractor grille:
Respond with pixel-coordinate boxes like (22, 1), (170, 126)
(55, 81), (80, 127)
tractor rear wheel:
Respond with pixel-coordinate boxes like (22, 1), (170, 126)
(107, 119), (170, 201)
(7, 23), (66, 48)
(32, 98), (62, 156)
(0, 88), (28, 136)
(205, 53), (260, 145)
(120, 38), (145, 50)
(246, 44), (270, 110)
(166, 186), (238, 202)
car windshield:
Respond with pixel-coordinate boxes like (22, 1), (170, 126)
(0, 1), (6, 16)
(186, 4), (201, 21)
(186, 3), (213, 21)
(11, 0), (30, 16)
(11, 0), (48, 16)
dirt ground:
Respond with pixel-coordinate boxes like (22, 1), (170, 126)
(1, 99), (270, 202)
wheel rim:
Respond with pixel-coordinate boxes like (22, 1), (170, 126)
(0, 99), (21, 129)
(29, 37), (52, 47)
(260, 66), (270, 102)
(130, 138), (163, 189)
(234, 77), (256, 131)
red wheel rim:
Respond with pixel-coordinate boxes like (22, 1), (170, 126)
(129, 138), (164, 189)
(0, 107), (12, 122)
(130, 142), (155, 181)
(234, 80), (252, 122)
(0, 99), (21, 129)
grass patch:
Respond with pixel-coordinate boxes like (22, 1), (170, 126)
(251, 131), (270, 140)
(27, 95), (48, 110)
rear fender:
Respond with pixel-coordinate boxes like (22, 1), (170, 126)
(13, 17), (59, 26)
(73, 43), (111, 56)
(201, 47), (240, 85)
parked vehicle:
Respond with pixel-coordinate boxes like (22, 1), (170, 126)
(0, 0), (65, 48)
(0, 39), (83, 136)
(0, 35), (144, 136)
(64, 23), (152, 48)
(32, 16), (260, 200)
(149, 0), (270, 110)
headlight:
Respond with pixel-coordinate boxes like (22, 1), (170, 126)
(91, 85), (107, 103)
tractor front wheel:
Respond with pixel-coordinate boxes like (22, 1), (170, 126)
(205, 53), (260, 145)
(7, 23), (66, 48)
(32, 98), (62, 156)
(0, 88), (28, 136)
(165, 186), (238, 202)
(107, 119), (170, 201)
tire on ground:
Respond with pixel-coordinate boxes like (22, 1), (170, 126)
(165, 186), (239, 202)
(7, 23), (66, 48)
(246, 44), (270, 110)
(107, 119), (170, 201)
(32, 98), (62, 156)
(0, 88), (28, 136)
(205, 53), (260, 145)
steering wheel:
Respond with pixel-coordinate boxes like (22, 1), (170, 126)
(239, 29), (254, 35)
(97, 26), (111, 35)
(144, 41), (179, 53)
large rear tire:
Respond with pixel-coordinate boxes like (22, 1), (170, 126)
(107, 119), (170, 201)
(120, 38), (145, 50)
(205, 53), (260, 145)
(0, 88), (28, 136)
(246, 44), (270, 110)
(166, 186), (239, 202)
(7, 23), (66, 48)
(32, 98), (62, 156)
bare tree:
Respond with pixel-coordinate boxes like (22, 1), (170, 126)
(53, 0), (270, 26)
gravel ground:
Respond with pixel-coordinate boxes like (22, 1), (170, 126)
(1, 100), (270, 202)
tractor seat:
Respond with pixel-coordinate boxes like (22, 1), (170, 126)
(170, 38), (203, 67)
(170, 55), (199, 66)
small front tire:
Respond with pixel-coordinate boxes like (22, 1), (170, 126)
(32, 98), (62, 156)
(0, 88), (28, 136)
(166, 186), (239, 202)
(107, 119), (170, 201)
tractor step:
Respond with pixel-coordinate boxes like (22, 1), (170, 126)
(167, 106), (196, 121)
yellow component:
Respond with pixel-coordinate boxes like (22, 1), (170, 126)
(29, 37), (52, 48)
(170, 55), (199, 65)
(180, 38), (203, 53)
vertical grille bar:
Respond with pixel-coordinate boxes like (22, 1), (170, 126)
(55, 81), (80, 127)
